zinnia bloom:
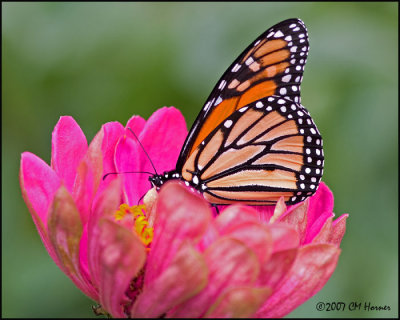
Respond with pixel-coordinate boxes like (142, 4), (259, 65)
(20, 107), (348, 317)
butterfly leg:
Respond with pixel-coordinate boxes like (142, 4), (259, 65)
(211, 203), (220, 215)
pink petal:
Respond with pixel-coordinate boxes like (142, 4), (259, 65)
(256, 243), (341, 318)
(205, 286), (272, 318)
(51, 116), (88, 193)
(134, 107), (187, 202)
(145, 181), (211, 285)
(215, 205), (260, 232)
(87, 178), (123, 289)
(221, 221), (273, 264)
(280, 199), (308, 243)
(311, 216), (333, 244)
(171, 237), (260, 318)
(256, 248), (298, 290)
(72, 127), (105, 224)
(47, 185), (97, 301)
(307, 182), (334, 227)
(20, 152), (61, 228)
(101, 121), (125, 179)
(132, 242), (208, 318)
(114, 133), (142, 205)
(98, 219), (146, 318)
(125, 115), (146, 135)
(304, 211), (334, 244)
(139, 107), (187, 175)
(269, 196), (287, 223)
(268, 223), (300, 252)
(20, 152), (62, 267)
(329, 214), (349, 246)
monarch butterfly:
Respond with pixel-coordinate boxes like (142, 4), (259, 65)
(149, 18), (324, 205)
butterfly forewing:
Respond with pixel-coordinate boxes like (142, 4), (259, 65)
(180, 96), (323, 205)
(176, 18), (310, 170)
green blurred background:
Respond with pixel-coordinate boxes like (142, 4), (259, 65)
(2, 2), (398, 318)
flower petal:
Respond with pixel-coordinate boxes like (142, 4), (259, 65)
(215, 205), (260, 231)
(97, 219), (146, 318)
(139, 107), (187, 175)
(280, 199), (308, 243)
(126, 115), (146, 135)
(72, 127), (105, 224)
(268, 223), (300, 252)
(20, 152), (61, 267)
(131, 242), (208, 318)
(145, 181), (211, 285)
(101, 121), (125, 179)
(311, 216), (333, 244)
(87, 177), (122, 289)
(256, 248), (298, 290)
(256, 243), (341, 318)
(307, 182), (334, 227)
(47, 185), (98, 301)
(170, 237), (260, 318)
(221, 221), (273, 264)
(205, 286), (272, 318)
(51, 116), (88, 193)
(114, 133), (142, 205)
(329, 214), (349, 247)
(20, 152), (61, 229)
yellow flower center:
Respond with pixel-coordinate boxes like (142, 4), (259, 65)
(114, 204), (154, 247)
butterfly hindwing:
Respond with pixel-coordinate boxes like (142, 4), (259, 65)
(180, 96), (323, 205)
(176, 18), (310, 171)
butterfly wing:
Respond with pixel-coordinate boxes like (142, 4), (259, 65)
(176, 18), (310, 171)
(181, 96), (324, 205)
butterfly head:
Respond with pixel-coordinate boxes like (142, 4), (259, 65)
(149, 171), (181, 190)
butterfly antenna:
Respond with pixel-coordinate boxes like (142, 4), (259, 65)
(102, 171), (154, 181)
(127, 127), (158, 175)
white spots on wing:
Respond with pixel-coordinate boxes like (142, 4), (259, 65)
(282, 75), (291, 83)
(254, 39), (261, 46)
(290, 46), (297, 53)
(289, 23), (297, 29)
(232, 63), (241, 72)
(245, 57), (254, 66)
(285, 35), (292, 41)
(239, 106), (248, 112)
(256, 101), (264, 108)
(280, 88), (287, 95)
(280, 106), (287, 113)
(267, 31), (275, 38)
(218, 80), (226, 90)
(224, 119), (233, 128)
(203, 101), (212, 111)
(192, 176), (199, 185)
(214, 96), (223, 106)
(274, 30), (284, 38)
(278, 99), (286, 104)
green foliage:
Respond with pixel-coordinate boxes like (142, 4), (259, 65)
(3, 2), (398, 318)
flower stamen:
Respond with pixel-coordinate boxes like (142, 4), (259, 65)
(114, 204), (154, 247)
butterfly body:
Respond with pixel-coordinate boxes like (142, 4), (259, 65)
(149, 18), (324, 206)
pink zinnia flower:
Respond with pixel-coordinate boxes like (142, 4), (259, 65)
(20, 107), (348, 317)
